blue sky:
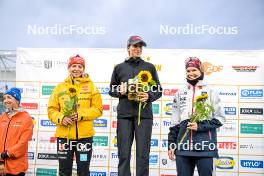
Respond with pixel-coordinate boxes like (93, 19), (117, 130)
(0, 0), (263, 49)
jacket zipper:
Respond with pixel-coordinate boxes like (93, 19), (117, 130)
(3, 115), (12, 151)
(190, 85), (196, 150)
(72, 79), (79, 141)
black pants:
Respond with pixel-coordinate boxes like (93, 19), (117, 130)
(6, 173), (25, 176)
(176, 155), (213, 176)
(57, 137), (93, 176)
(117, 118), (153, 176)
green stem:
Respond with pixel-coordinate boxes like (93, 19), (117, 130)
(67, 125), (70, 144)
(138, 102), (142, 126)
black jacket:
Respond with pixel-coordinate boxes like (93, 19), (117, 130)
(109, 57), (162, 119)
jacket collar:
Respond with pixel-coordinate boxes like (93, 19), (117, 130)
(125, 57), (143, 64)
(64, 73), (91, 85)
(185, 80), (207, 89)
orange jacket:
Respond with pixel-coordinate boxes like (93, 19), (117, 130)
(0, 111), (33, 175)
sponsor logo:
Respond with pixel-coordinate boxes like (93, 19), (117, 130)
(21, 103), (38, 110)
(224, 107), (237, 115)
(203, 62), (223, 75)
(112, 121), (117, 128)
(232, 66), (259, 72)
(162, 139), (168, 148)
(164, 103), (173, 115)
(94, 119), (107, 127)
(40, 120), (56, 127)
(240, 124), (263, 134)
(149, 155), (158, 164)
(240, 160), (263, 168)
(110, 172), (118, 176)
(42, 85), (55, 95)
(43, 60), (67, 69)
(241, 89), (263, 98)
(28, 152), (34, 160)
(36, 168), (57, 176)
(162, 158), (168, 165)
(98, 87), (110, 95)
(112, 136), (117, 147)
(44, 60), (52, 69)
(219, 92), (237, 96)
(21, 87), (38, 94)
(162, 120), (171, 127)
(163, 89), (178, 96)
(103, 104), (110, 110)
(112, 105), (117, 112)
(151, 139), (159, 147)
(93, 136), (108, 146)
(92, 154), (107, 160)
(37, 153), (57, 160)
(240, 108), (263, 115)
(111, 152), (118, 159)
(50, 137), (57, 143)
(215, 157), (235, 169)
(152, 104), (160, 114)
(218, 142), (237, 149)
(90, 172), (107, 176)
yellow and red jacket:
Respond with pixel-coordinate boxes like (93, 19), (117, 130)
(0, 111), (33, 175)
(48, 75), (103, 139)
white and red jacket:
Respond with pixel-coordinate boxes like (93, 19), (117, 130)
(168, 81), (225, 157)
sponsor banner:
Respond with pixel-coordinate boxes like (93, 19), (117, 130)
(16, 48), (264, 175)
(90, 150), (109, 167)
(239, 156), (264, 173)
(149, 152), (159, 168)
(215, 155), (238, 172)
(36, 167), (58, 176)
(239, 86), (264, 102)
(38, 115), (56, 131)
(152, 118), (161, 134)
(160, 118), (172, 135)
(239, 137), (264, 155)
(94, 118), (110, 132)
(218, 120), (238, 137)
(213, 86), (238, 102)
(240, 122), (263, 135)
(162, 102), (173, 117)
(217, 137), (239, 155)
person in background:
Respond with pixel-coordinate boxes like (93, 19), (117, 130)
(109, 35), (162, 176)
(0, 87), (33, 176)
(48, 55), (103, 176)
(168, 57), (225, 176)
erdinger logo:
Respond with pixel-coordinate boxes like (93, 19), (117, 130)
(44, 60), (52, 69)
(232, 66), (259, 72)
(202, 62), (223, 75)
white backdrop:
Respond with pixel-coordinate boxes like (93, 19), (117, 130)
(16, 48), (264, 176)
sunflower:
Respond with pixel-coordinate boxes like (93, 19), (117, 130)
(138, 70), (152, 85)
(66, 84), (80, 97)
(195, 93), (209, 102)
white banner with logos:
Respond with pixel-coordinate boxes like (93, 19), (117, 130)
(17, 48), (264, 176)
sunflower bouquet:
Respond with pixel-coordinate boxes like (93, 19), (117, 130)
(128, 70), (156, 125)
(58, 84), (79, 143)
(179, 93), (214, 144)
